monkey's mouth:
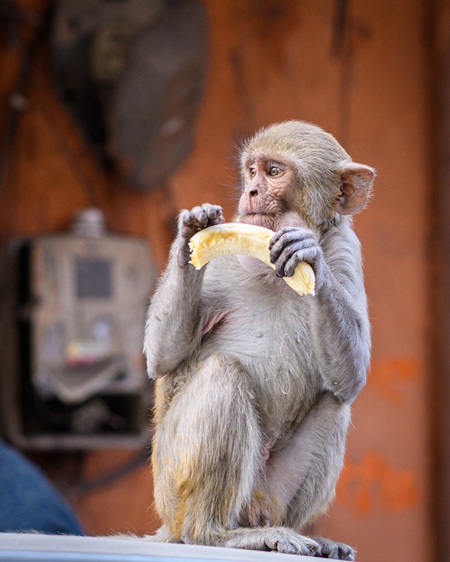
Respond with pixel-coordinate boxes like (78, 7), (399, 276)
(240, 212), (275, 219)
(246, 212), (272, 216)
(238, 213), (278, 230)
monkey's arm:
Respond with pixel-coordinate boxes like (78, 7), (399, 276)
(270, 224), (370, 404)
(144, 204), (224, 378)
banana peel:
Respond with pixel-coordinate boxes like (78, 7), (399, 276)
(189, 223), (315, 296)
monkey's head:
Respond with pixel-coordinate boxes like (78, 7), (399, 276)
(237, 120), (375, 232)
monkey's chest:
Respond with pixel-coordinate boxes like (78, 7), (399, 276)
(200, 295), (320, 404)
(205, 305), (309, 357)
(202, 307), (318, 431)
(200, 258), (323, 413)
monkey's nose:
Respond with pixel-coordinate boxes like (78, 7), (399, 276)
(249, 188), (258, 198)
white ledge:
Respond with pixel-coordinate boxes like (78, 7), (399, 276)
(0, 533), (316, 562)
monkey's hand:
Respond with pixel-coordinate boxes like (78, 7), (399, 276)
(177, 203), (224, 267)
(269, 227), (325, 286)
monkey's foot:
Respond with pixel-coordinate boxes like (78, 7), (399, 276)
(216, 527), (320, 556)
(312, 536), (355, 561)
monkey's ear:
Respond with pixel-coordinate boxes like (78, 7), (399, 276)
(335, 162), (375, 215)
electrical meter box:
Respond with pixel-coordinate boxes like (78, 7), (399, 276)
(0, 210), (156, 450)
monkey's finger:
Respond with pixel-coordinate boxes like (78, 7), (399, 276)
(284, 247), (322, 278)
(180, 208), (207, 231)
(268, 227), (298, 249)
(191, 205), (209, 225)
(283, 252), (314, 277)
(179, 209), (194, 226)
(178, 210), (200, 240)
(203, 203), (224, 222)
(273, 244), (298, 278)
(269, 231), (316, 260)
(270, 233), (316, 265)
(269, 227), (314, 250)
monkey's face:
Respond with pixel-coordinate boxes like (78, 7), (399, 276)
(237, 157), (307, 231)
(237, 121), (375, 232)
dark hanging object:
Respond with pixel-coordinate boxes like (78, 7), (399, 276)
(51, 0), (207, 190)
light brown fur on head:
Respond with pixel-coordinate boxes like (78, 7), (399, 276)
(240, 120), (374, 230)
(241, 121), (350, 168)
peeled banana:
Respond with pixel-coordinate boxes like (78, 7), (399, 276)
(188, 223), (315, 295)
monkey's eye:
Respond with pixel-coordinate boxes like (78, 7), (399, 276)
(268, 166), (281, 177)
(248, 166), (257, 178)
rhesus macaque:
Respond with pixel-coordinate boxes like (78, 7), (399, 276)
(144, 121), (375, 559)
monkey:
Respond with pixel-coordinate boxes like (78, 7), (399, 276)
(143, 120), (375, 559)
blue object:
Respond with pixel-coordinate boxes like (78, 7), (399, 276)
(0, 441), (84, 535)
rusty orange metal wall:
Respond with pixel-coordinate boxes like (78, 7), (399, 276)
(0, 1), (431, 561)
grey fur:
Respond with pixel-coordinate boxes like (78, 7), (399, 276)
(143, 121), (374, 559)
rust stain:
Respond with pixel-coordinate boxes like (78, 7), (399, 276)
(336, 451), (421, 514)
(367, 357), (422, 404)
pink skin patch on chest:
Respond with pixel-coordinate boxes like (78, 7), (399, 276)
(201, 311), (228, 335)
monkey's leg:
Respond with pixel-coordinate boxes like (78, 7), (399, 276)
(151, 354), (262, 544)
(151, 355), (320, 556)
(261, 392), (354, 560)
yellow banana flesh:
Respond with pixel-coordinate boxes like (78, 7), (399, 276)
(189, 223), (315, 296)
